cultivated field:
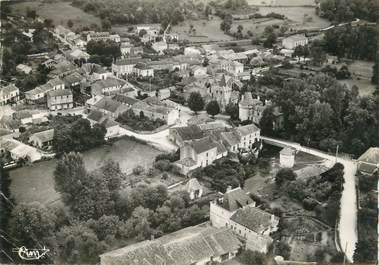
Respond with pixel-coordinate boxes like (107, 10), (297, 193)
(172, 17), (234, 42)
(10, 1), (101, 30)
(9, 139), (163, 206)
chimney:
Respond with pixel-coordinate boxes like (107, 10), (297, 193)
(150, 235), (155, 241)
(226, 185), (232, 193)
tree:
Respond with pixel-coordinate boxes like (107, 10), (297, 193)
(67, 19), (74, 28)
(102, 19), (111, 31)
(26, 9), (37, 19)
(206, 100), (220, 117)
(220, 14), (233, 33)
(353, 239), (377, 262)
(54, 152), (87, 205)
(240, 250), (266, 265)
(225, 103), (239, 120)
(274, 241), (291, 259)
(260, 106), (275, 135)
(9, 202), (56, 247)
(139, 29), (147, 37)
(188, 92), (205, 114)
(275, 168), (297, 186)
(263, 33), (277, 48)
(310, 40), (326, 66)
(56, 223), (106, 264)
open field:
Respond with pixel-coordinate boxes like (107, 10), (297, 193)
(247, 0), (316, 6)
(173, 17), (234, 42)
(9, 139), (163, 206)
(338, 60), (376, 96)
(257, 6), (330, 30)
(10, 1), (101, 30)
(231, 17), (284, 36)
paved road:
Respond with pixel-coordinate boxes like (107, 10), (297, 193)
(261, 136), (358, 262)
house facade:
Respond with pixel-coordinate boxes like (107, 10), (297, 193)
(28, 129), (54, 149)
(282, 34), (309, 50)
(47, 89), (74, 111)
(210, 187), (279, 253)
(0, 84), (20, 105)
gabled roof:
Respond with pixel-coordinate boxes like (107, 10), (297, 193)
(189, 137), (218, 154)
(1, 84), (19, 95)
(221, 131), (241, 147)
(29, 129), (54, 143)
(172, 125), (204, 141)
(186, 178), (202, 192)
(221, 187), (253, 212)
(100, 225), (242, 265)
(48, 77), (65, 87)
(47, 89), (72, 97)
(358, 147), (379, 173)
(94, 97), (125, 113)
(112, 94), (139, 106)
(101, 118), (119, 128)
(230, 207), (276, 234)
(87, 109), (107, 123)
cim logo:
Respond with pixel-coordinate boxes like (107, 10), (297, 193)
(13, 246), (50, 260)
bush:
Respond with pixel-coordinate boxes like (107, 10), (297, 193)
(274, 241), (291, 260)
(133, 166), (145, 175)
(285, 181), (306, 201)
(275, 168), (297, 186)
(302, 197), (318, 211)
(154, 160), (172, 172)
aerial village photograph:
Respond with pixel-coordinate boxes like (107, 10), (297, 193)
(0, 0), (378, 264)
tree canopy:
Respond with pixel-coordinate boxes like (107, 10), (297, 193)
(188, 92), (205, 114)
(206, 100), (220, 117)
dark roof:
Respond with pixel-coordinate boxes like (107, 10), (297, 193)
(47, 89), (72, 97)
(101, 118), (119, 128)
(221, 131), (241, 147)
(230, 207), (276, 233)
(222, 188), (253, 212)
(100, 225), (242, 265)
(87, 109), (106, 123)
(112, 94), (139, 106)
(172, 125), (204, 141)
(113, 57), (150, 66)
(94, 97), (124, 113)
(190, 137), (218, 154)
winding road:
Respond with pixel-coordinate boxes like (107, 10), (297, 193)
(261, 136), (358, 262)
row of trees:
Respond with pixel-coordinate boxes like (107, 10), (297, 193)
(324, 24), (378, 61)
(72, 0), (191, 28)
(319, 0), (379, 22)
(260, 72), (379, 156)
